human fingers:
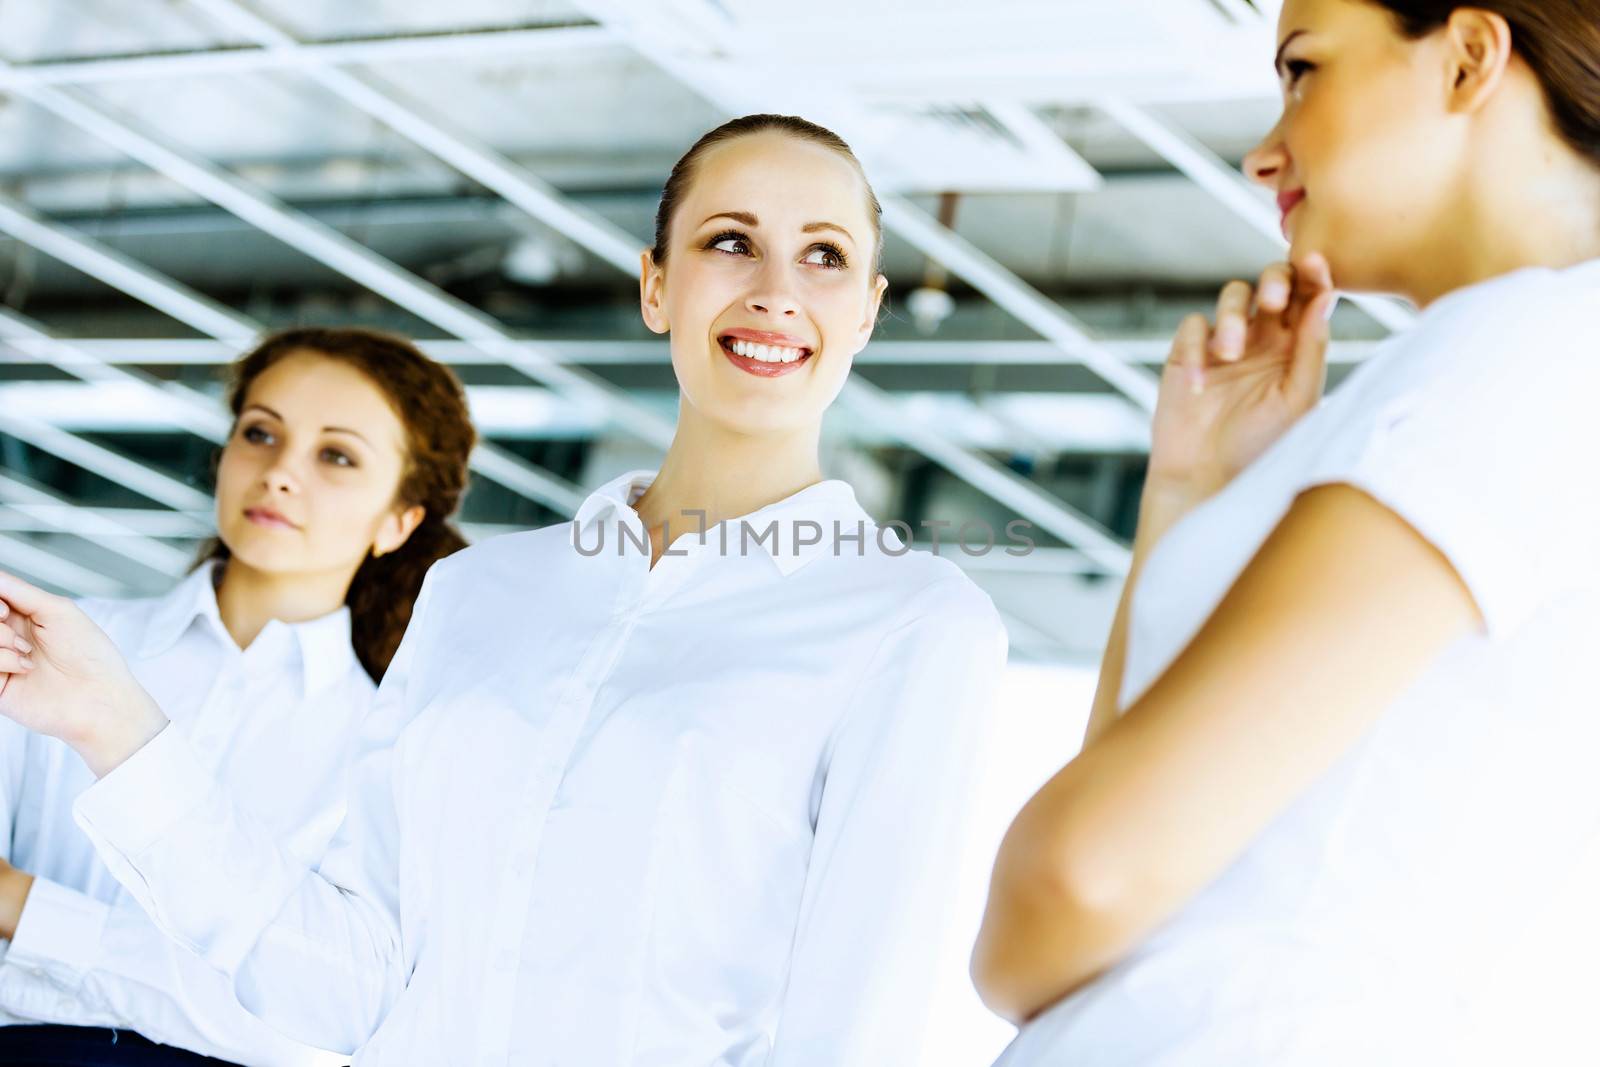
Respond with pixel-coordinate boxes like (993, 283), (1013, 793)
(1256, 262), (1294, 316)
(1210, 280), (1255, 363)
(1171, 313), (1212, 396)
(0, 647), (34, 673)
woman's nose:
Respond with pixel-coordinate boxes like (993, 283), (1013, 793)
(1243, 120), (1290, 189)
(261, 459), (300, 495)
(745, 262), (801, 318)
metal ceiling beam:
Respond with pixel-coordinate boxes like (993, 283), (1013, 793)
(876, 199), (1159, 409)
(0, 25), (612, 88)
(844, 380), (1127, 570)
(0, 528), (124, 598)
(0, 169), (586, 518)
(0, 73), (675, 458)
(567, 0), (1158, 413)
(0, 307), (232, 443)
(146, 0), (1135, 571)
(1098, 96), (1418, 332)
(0, 409), (211, 512)
(0, 194), (257, 343)
(187, 0), (641, 275)
(0, 471), (192, 577)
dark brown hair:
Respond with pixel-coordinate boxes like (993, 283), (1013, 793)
(199, 327), (475, 682)
(650, 113), (885, 272)
(1370, 1), (1600, 168)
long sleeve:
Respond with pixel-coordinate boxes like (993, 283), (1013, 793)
(0, 877), (341, 1065)
(768, 575), (1009, 1066)
(68, 572), (439, 1054)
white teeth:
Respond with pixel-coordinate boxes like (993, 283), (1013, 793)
(726, 337), (808, 364)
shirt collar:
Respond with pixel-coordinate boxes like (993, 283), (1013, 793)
(569, 468), (875, 578)
(137, 561), (227, 660)
(137, 560), (358, 696)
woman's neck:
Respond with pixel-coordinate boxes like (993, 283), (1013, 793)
(215, 556), (353, 651)
(633, 407), (825, 561)
(1408, 144), (1600, 307)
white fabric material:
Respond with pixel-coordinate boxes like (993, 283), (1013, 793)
(0, 561), (367, 1066)
(998, 258), (1600, 1066)
(73, 471), (1010, 1066)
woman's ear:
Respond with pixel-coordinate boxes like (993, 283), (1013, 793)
(640, 249), (669, 335)
(853, 273), (889, 352)
(373, 504), (426, 558)
(1442, 8), (1514, 114)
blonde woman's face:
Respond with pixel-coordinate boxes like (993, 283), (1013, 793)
(215, 351), (417, 580)
(639, 132), (887, 437)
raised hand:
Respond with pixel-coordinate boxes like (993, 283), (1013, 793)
(1147, 254), (1337, 509)
(0, 571), (167, 777)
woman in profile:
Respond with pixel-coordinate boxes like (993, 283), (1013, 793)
(0, 115), (1007, 1066)
(0, 327), (474, 1065)
(974, 1), (1600, 1063)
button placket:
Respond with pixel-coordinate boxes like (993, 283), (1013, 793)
(474, 610), (641, 1064)
(190, 662), (243, 763)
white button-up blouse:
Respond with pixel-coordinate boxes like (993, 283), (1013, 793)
(0, 561), (368, 1066)
(72, 469), (1010, 1066)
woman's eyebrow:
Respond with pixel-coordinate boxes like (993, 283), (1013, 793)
(324, 426), (373, 446)
(802, 221), (854, 244)
(701, 210), (759, 228)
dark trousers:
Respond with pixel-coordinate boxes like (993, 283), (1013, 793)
(0, 1024), (246, 1066)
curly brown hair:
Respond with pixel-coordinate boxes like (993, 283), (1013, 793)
(199, 327), (476, 681)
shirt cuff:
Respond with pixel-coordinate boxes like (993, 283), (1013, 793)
(72, 722), (214, 859)
(5, 876), (109, 981)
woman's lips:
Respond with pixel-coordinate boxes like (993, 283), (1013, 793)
(1278, 188), (1306, 234)
(244, 507), (297, 530)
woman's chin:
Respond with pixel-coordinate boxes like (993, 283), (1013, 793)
(217, 531), (306, 576)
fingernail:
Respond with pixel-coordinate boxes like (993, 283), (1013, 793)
(18, 656), (32, 670)
(15, 638), (30, 654)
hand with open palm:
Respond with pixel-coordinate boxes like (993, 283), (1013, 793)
(0, 572), (167, 777)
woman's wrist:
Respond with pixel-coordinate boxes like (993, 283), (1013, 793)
(1134, 474), (1224, 553)
(0, 863), (34, 941)
(69, 686), (170, 779)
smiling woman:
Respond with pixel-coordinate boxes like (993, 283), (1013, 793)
(0, 117), (1008, 1067)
